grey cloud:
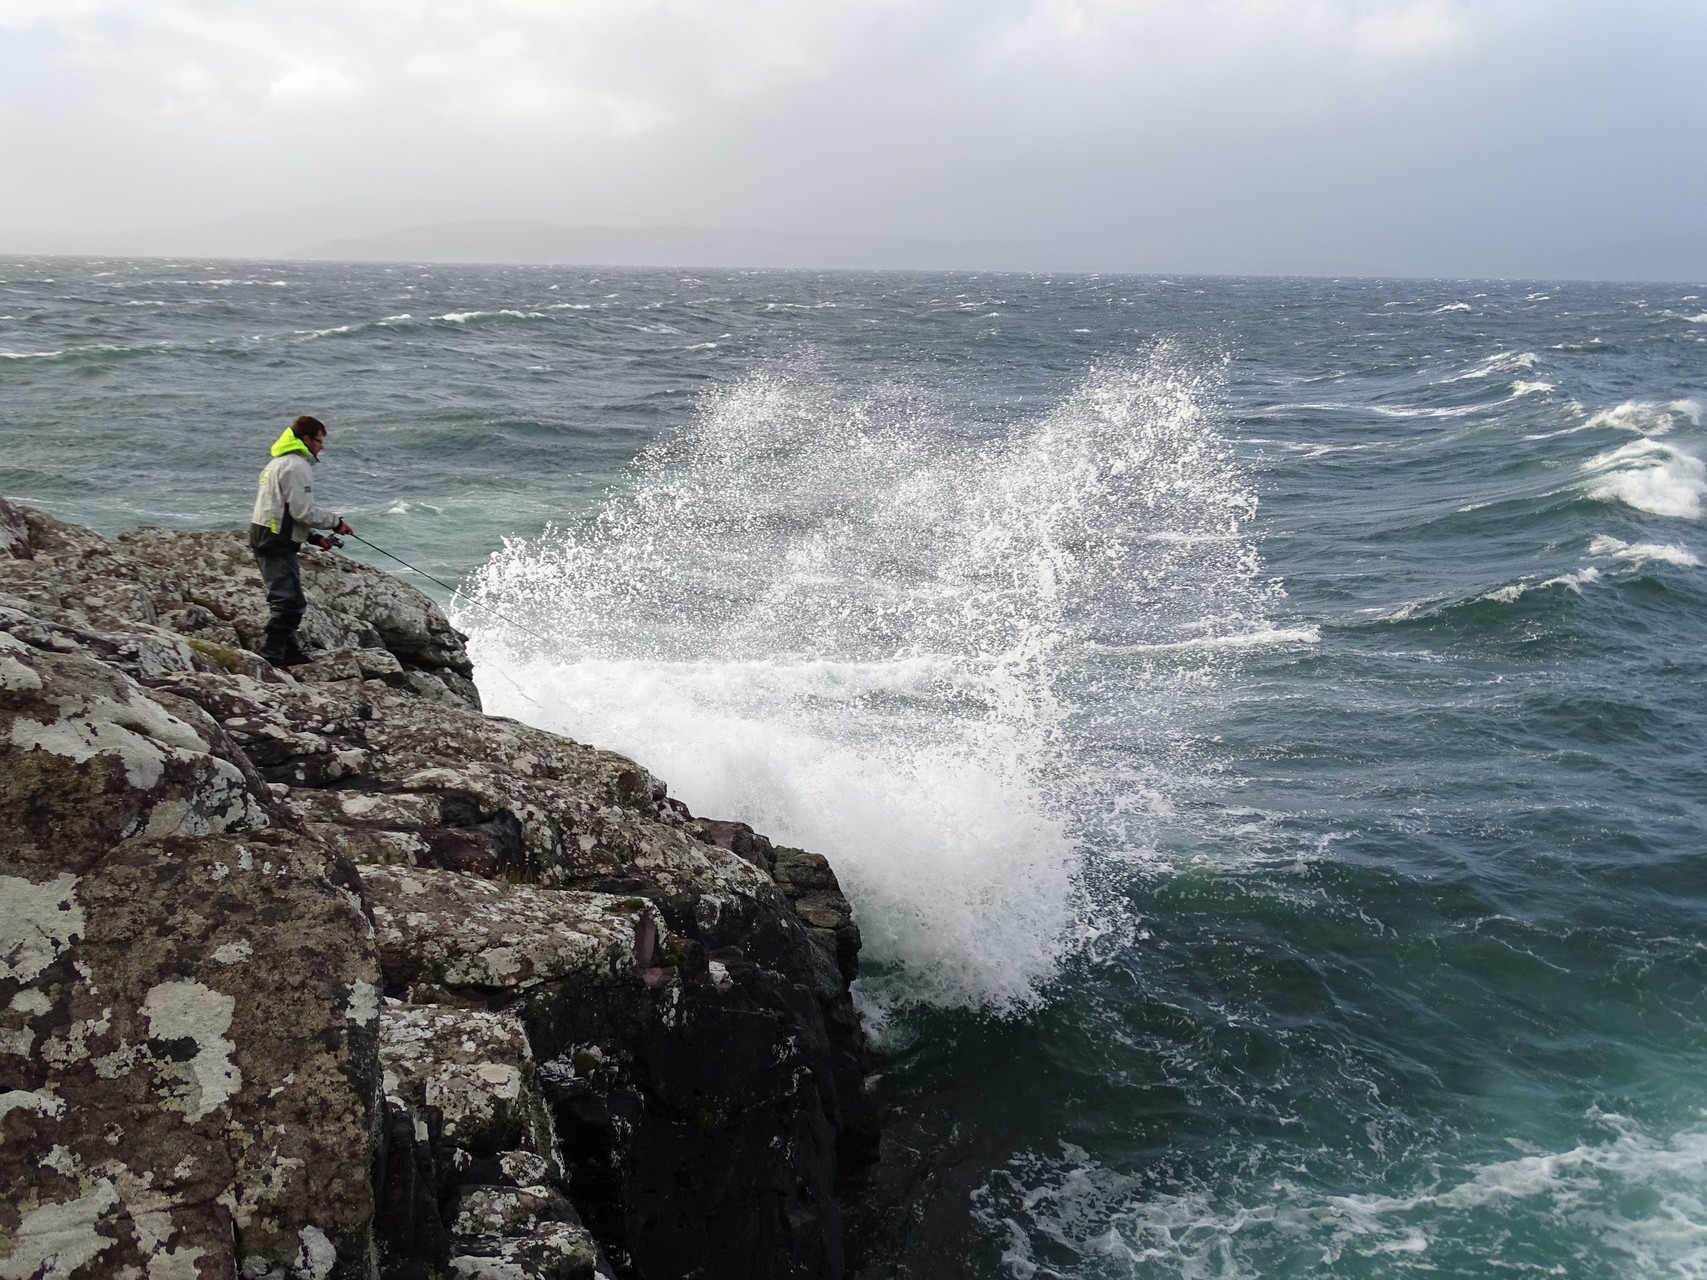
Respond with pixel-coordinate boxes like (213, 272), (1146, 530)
(2, 0), (1703, 277)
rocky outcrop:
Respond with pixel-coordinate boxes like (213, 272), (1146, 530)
(0, 496), (876, 1280)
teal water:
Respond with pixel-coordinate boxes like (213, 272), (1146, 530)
(6, 259), (1706, 1277)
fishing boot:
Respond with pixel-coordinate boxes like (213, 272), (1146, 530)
(265, 634), (311, 669)
(280, 635), (311, 667)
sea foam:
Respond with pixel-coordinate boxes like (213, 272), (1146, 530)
(464, 351), (1280, 1014)
(975, 1113), (1707, 1279)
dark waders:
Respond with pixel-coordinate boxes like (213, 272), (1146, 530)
(254, 549), (307, 664)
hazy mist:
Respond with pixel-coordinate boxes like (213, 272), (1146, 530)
(3, 0), (1703, 278)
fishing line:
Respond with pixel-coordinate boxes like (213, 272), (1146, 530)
(340, 531), (554, 704)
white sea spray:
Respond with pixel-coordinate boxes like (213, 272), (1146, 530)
(465, 350), (1281, 1015)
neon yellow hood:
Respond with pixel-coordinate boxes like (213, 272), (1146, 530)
(269, 427), (312, 459)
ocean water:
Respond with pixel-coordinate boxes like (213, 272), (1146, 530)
(5, 258), (1707, 1278)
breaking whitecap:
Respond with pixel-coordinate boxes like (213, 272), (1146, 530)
(1579, 438), (1706, 519)
(1581, 399), (1703, 436)
(1586, 535), (1702, 568)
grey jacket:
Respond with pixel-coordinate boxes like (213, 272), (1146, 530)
(249, 451), (339, 555)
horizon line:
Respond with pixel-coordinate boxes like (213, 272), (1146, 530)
(1, 248), (1703, 287)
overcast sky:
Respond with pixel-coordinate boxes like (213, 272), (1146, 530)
(2, 0), (1703, 277)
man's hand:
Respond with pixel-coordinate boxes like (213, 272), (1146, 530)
(310, 534), (343, 551)
(334, 519), (353, 536)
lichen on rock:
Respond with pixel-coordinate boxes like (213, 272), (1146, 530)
(0, 492), (875, 1280)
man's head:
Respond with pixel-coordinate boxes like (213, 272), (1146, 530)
(290, 414), (327, 458)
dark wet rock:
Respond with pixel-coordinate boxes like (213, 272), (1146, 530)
(694, 817), (776, 874)
(1, 495), (874, 1280)
(772, 847), (864, 988)
(535, 954), (858, 1279)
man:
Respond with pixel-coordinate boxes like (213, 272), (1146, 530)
(249, 414), (354, 667)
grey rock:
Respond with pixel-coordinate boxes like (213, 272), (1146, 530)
(0, 507), (479, 710)
(450, 1184), (575, 1236)
(379, 1001), (559, 1163)
(497, 1152), (556, 1188)
(0, 830), (381, 1280)
(0, 493), (32, 560)
(448, 1221), (599, 1280)
(0, 630), (272, 878)
(0, 495), (876, 1280)
(362, 867), (664, 993)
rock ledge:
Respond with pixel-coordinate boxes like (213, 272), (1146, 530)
(0, 495), (876, 1280)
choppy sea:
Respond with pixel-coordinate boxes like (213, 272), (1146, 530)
(6, 257), (1707, 1278)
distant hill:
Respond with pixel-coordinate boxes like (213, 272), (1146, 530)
(6, 209), (1696, 279)
(0, 211), (1031, 272)
(289, 221), (1014, 271)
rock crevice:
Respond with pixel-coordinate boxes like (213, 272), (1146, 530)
(0, 495), (875, 1280)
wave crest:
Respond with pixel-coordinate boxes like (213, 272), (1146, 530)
(1587, 535), (1702, 568)
(1582, 399), (1703, 436)
(1580, 438), (1706, 519)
